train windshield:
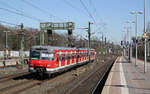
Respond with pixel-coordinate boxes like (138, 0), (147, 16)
(30, 51), (54, 61)
(30, 51), (40, 60)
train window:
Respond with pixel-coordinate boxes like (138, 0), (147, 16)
(62, 55), (65, 60)
(64, 55), (66, 60)
(69, 55), (71, 59)
(77, 55), (79, 58)
(59, 55), (61, 61)
(41, 52), (54, 61)
(67, 55), (69, 59)
(70, 55), (72, 59)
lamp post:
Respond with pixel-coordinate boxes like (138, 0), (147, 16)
(143, 0), (147, 73)
(126, 21), (134, 61)
(130, 11), (143, 66)
(122, 30), (127, 56)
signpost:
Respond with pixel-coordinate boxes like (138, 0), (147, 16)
(142, 32), (148, 73)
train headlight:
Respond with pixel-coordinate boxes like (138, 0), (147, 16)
(46, 64), (51, 67)
(29, 63), (34, 66)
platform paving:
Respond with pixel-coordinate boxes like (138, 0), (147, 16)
(0, 59), (21, 67)
(102, 56), (150, 94)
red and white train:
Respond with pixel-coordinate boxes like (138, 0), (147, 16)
(28, 46), (96, 77)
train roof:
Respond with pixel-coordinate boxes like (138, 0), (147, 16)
(30, 45), (95, 51)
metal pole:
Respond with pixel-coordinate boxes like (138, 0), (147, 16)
(20, 23), (24, 68)
(4, 30), (10, 59)
(102, 33), (104, 53)
(104, 37), (107, 55)
(88, 22), (91, 63)
(144, 0), (147, 73)
(129, 23), (132, 62)
(40, 23), (44, 45)
(144, 38), (147, 73)
(125, 32), (127, 56)
(102, 33), (104, 59)
(135, 13), (138, 66)
(127, 28), (130, 61)
(148, 41), (149, 56)
(5, 31), (8, 49)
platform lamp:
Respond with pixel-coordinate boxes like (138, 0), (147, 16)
(130, 11), (143, 66)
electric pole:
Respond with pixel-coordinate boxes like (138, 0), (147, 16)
(144, 0), (147, 73)
(88, 22), (93, 63)
(20, 23), (24, 68)
(4, 30), (10, 59)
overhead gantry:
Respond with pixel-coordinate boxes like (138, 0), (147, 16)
(40, 22), (75, 47)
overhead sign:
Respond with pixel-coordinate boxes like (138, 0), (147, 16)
(40, 22), (75, 30)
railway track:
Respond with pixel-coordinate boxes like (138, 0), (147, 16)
(0, 57), (117, 94)
(91, 58), (117, 94)
(0, 74), (48, 94)
(0, 62), (96, 94)
(44, 57), (117, 94)
(66, 58), (115, 94)
(0, 68), (76, 94)
(0, 72), (29, 83)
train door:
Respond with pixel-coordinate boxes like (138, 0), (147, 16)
(65, 51), (67, 66)
(83, 51), (85, 62)
(61, 53), (65, 66)
(71, 51), (73, 64)
(81, 51), (84, 62)
(79, 51), (81, 63)
(73, 52), (76, 63)
(58, 53), (61, 68)
(55, 51), (59, 68)
(86, 51), (88, 61)
(74, 51), (77, 64)
(70, 51), (72, 65)
(76, 50), (80, 63)
(67, 51), (70, 65)
(76, 51), (78, 63)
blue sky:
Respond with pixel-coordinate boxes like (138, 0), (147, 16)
(0, 0), (150, 44)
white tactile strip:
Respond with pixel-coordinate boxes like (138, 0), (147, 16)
(119, 57), (129, 94)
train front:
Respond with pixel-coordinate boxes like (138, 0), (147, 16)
(28, 46), (55, 77)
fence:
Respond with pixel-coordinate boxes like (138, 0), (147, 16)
(0, 51), (29, 58)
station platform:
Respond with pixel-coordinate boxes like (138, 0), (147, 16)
(0, 59), (20, 67)
(102, 56), (150, 94)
